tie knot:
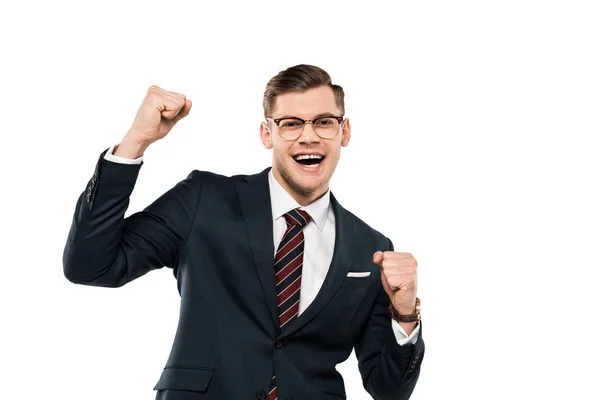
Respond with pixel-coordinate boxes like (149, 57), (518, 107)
(284, 208), (311, 227)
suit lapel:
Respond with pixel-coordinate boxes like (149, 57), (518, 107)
(236, 168), (280, 331)
(237, 169), (356, 337)
(280, 192), (355, 339)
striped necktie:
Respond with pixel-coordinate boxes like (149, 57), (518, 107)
(267, 207), (311, 400)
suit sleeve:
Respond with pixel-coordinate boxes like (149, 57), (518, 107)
(62, 148), (202, 288)
(354, 238), (424, 400)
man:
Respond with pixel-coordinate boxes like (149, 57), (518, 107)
(63, 64), (424, 399)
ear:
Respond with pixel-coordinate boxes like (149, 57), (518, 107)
(341, 118), (351, 147)
(260, 121), (273, 149)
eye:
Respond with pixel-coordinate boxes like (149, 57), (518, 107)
(280, 119), (303, 128)
(315, 117), (335, 126)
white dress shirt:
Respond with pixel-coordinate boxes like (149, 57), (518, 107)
(104, 145), (420, 346)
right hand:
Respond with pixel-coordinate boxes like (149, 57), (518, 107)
(126, 85), (192, 146)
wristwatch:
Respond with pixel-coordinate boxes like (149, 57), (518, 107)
(390, 297), (421, 323)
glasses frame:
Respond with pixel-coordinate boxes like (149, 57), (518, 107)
(266, 115), (345, 140)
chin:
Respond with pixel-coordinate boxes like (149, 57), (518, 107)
(294, 179), (323, 195)
(281, 164), (326, 194)
(293, 171), (330, 193)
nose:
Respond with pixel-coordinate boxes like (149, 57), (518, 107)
(298, 121), (321, 144)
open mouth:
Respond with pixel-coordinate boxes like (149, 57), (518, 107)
(293, 154), (325, 167)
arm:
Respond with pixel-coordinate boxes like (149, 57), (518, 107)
(62, 147), (202, 288)
(355, 287), (424, 400)
(355, 239), (424, 400)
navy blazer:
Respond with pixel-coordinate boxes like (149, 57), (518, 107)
(63, 149), (424, 400)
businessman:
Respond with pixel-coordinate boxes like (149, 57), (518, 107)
(63, 64), (424, 399)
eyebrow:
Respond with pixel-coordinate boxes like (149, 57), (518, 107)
(278, 112), (339, 119)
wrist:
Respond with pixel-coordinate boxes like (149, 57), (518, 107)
(390, 298), (421, 323)
(393, 304), (416, 315)
(114, 135), (150, 159)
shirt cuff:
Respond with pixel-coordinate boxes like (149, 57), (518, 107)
(391, 318), (420, 346)
(103, 144), (144, 164)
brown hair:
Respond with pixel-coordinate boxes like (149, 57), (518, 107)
(263, 64), (345, 119)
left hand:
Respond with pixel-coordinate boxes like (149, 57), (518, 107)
(373, 251), (418, 313)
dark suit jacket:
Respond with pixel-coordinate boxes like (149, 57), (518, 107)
(63, 149), (424, 400)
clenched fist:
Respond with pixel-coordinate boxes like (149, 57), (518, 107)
(373, 251), (418, 315)
(115, 86), (192, 158)
(128, 85), (192, 144)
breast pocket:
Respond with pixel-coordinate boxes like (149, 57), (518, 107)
(321, 271), (373, 343)
(340, 271), (372, 289)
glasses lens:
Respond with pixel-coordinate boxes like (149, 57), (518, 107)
(314, 117), (340, 138)
(278, 118), (304, 139)
(276, 117), (341, 139)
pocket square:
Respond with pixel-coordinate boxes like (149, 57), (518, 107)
(346, 271), (371, 278)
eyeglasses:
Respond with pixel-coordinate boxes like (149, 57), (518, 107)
(266, 115), (344, 140)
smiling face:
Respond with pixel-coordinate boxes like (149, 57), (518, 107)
(260, 85), (351, 205)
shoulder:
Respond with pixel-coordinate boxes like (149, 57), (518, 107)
(184, 169), (256, 185)
(181, 169), (267, 204)
(338, 204), (392, 251)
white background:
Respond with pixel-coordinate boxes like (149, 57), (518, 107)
(1, 1), (599, 399)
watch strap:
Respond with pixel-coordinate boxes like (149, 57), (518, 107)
(390, 297), (421, 323)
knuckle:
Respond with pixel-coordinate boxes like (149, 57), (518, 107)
(170, 91), (186, 101)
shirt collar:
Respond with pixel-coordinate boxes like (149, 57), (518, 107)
(268, 169), (330, 231)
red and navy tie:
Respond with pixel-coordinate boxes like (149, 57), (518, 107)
(267, 207), (311, 400)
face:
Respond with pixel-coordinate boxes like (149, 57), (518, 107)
(260, 86), (351, 205)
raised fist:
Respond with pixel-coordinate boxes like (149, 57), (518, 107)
(126, 85), (192, 146)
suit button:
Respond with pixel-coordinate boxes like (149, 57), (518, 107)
(86, 194), (91, 203)
(256, 390), (267, 400)
(275, 341), (283, 349)
(92, 173), (97, 182)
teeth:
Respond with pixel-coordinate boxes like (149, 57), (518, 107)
(294, 154), (323, 160)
